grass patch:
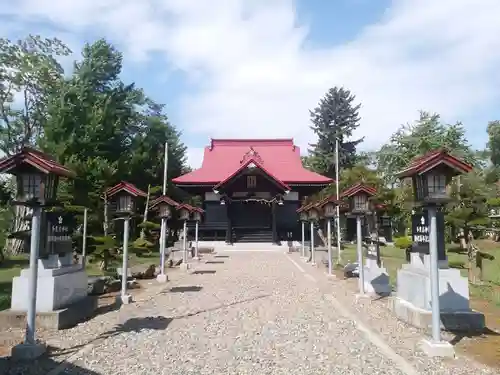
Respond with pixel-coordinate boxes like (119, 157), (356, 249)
(0, 252), (161, 311)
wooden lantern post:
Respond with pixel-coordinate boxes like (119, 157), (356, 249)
(396, 149), (472, 355)
(341, 184), (377, 295)
(0, 147), (75, 360)
(150, 195), (179, 282)
(105, 181), (147, 305)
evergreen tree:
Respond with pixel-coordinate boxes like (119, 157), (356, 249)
(308, 87), (363, 178)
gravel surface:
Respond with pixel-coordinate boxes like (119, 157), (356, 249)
(303, 253), (500, 375)
(2, 250), (497, 375)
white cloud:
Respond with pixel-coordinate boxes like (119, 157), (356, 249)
(3, 0), (500, 168)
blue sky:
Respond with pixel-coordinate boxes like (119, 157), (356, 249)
(2, 0), (500, 167)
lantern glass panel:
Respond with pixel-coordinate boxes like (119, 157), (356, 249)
(324, 203), (335, 217)
(159, 203), (171, 218)
(179, 209), (190, 220)
(193, 212), (202, 221)
(353, 194), (368, 211)
(299, 212), (308, 221)
(309, 209), (318, 220)
(117, 195), (133, 212)
(426, 174), (447, 198)
(21, 173), (42, 200)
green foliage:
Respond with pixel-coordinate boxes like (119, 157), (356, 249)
(308, 87), (363, 177)
(375, 111), (478, 184)
(394, 236), (412, 249)
(87, 235), (119, 271)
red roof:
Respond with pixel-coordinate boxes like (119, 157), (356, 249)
(0, 147), (75, 178)
(213, 155), (291, 191)
(173, 139), (332, 185)
(396, 149), (473, 178)
(340, 183), (377, 198)
(106, 181), (147, 198)
(149, 195), (180, 209)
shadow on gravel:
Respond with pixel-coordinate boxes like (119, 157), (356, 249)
(169, 286), (203, 293)
(449, 327), (500, 346)
(205, 260), (224, 264)
(0, 351), (105, 375)
(192, 270), (216, 275)
(47, 316), (172, 358)
(1, 317), (171, 375)
(214, 255), (229, 259)
(173, 294), (270, 320)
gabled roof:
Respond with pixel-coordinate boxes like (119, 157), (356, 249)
(106, 181), (147, 198)
(340, 183), (377, 198)
(173, 139), (333, 186)
(0, 146), (75, 178)
(396, 149), (473, 178)
(213, 156), (291, 192)
(315, 195), (340, 209)
(149, 195), (180, 209)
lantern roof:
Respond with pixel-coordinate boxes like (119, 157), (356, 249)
(149, 195), (180, 210)
(315, 195), (340, 209)
(396, 149), (473, 179)
(177, 203), (195, 212)
(0, 146), (75, 178)
(191, 206), (205, 214)
(105, 181), (147, 198)
(340, 183), (377, 198)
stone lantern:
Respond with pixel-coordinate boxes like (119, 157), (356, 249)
(105, 181), (147, 305)
(149, 195), (180, 282)
(0, 147), (77, 360)
(393, 149), (480, 358)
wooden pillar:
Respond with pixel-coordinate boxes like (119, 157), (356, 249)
(271, 201), (277, 244)
(225, 202), (232, 244)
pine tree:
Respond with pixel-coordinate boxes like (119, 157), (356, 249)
(308, 87), (363, 177)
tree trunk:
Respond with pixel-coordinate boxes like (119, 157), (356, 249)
(140, 184), (151, 240)
(3, 205), (30, 256)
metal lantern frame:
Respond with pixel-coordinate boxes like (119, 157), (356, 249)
(106, 181), (147, 217)
(396, 149), (473, 206)
(307, 205), (320, 221)
(192, 207), (204, 222)
(150, 195), (180, 220)
(0, 147), (75, 207)
(177, 204), (192, 221)
(340, 184), (377, 216)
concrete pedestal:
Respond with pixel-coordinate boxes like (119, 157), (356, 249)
(116, 294), (132, 305)
(156, 273), (168, 283)
(11, 342), (46, 361)
(390, 253), (485, 332)
(180, 263), (191, 271)
(363, 258), (391, 296)
(419, 338), (455, 358)
(2, 254), (96, 330)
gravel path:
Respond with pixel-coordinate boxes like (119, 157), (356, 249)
(2, 250), (497, 375)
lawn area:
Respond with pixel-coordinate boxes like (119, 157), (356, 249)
(0, 252), (161, 311)
(336, 240), (500, 309)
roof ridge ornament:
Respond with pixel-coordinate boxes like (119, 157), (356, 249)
(240, 146), (264, 165)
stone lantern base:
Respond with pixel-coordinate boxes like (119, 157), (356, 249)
(389, 253), (485, 332)
(0, 254), (97, 330)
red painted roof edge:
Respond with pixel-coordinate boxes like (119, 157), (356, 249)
(0, 147), (75, 178)
(106, 181), (147, 198)
(315, 195), (340, 208)
(210, 138), (294, 148)
(213, 157), (291, 191)
(396, 149), (473, 178)
(340, 183), (377, 198)
(149, 195), (180, 209)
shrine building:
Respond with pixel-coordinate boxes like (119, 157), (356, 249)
(173, 139), (332, 244)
